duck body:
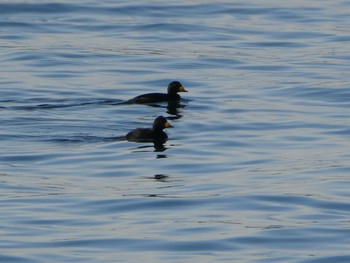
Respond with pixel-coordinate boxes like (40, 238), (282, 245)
(129, 93), (181, 104)
(126, 128), (168, 142)
(128, 81), (187, 104)
(126, 116), (172, 142)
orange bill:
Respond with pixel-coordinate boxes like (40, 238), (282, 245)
(179, 86), (188, 92)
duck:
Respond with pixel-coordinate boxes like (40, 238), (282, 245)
(128, 81), (187, 104)
(126, 116), (173, 142)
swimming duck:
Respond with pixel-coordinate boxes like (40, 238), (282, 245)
(126, 116), (173, 142)
(128, 81), (187, 104)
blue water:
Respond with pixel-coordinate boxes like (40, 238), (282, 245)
(1, 1), (350, 262)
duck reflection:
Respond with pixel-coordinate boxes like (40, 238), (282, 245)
(166, 101), (186, 118)
(135, 101), (186, 119)
(153, 174), (169, 181)
(153, 140), (168, 152)
(130, 142), (168, 153)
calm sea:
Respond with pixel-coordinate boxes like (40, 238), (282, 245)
(1, 1), (350, 262)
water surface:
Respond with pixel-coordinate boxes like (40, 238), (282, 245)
(1, 1), (350, 262)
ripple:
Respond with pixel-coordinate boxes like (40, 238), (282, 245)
(1, 0), (350, 262)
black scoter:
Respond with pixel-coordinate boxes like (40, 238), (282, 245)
(128, 81), (187, 104)
(126, 116), (173, 142)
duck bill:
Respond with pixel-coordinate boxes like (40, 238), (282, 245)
(164, 122), (173, 128)
(179, 86), (188, 92)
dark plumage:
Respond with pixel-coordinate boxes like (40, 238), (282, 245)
(128, 81), (187, 104)
(126, 116), (173, 142)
